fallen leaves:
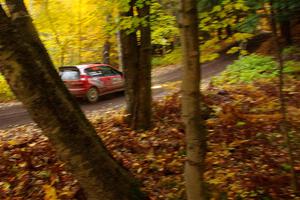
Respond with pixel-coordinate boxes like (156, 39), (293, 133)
(0, 78), (300, 199)
(0, 126), (80, 200)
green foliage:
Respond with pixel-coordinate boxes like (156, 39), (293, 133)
(198, 0), (255, 62)
(235, 14), (260, 33)
(283, 45), (300, 59)
(150, 1), (178, 46)
(284, 60), (300, 74)
(212, 54), (278, 85)
(199, 0), (251, 33)
(152, 48), (181, 67)
(0, 75), (15, 102)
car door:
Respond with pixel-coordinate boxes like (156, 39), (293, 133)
(110, 68), (124, 90)
(99, 66), (114, 92)
(85, 66), (107, 93)
(100, 66), (124, 91)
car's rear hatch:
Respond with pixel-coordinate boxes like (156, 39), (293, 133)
(59, 66), (84, 89)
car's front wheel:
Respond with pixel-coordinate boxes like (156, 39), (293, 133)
(86, 87), (99, 103)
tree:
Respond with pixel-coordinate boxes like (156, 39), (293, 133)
(0, 1), (147, 199)
(179, 0), (207, 199)
(103, 15), (112, 64)
(120, 0), (152, 130)
(269, 0), (299, 194)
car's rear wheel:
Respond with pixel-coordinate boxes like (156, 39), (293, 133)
(86, 87), (99, 103)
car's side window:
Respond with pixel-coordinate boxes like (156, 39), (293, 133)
(111, 68), (123, 76)
(85, 67), (103, 76)
(100, 66), (118, 76)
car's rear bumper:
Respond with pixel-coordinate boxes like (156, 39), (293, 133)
(68, 88), (88, 97)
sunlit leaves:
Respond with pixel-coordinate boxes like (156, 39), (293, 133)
(27, 0), (109, 66)
(150, 0), (178, 46)
(199, 0), (254, 61)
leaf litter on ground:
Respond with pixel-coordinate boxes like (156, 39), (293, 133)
(0, 77), (300, 199)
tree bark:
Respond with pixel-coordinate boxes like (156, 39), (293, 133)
(179, 0), (207, 200)
(278, 3), (292, 45)
(120, 0), (152, 130)
(120, 0), (140, 127)
(103, 15), (112, 65)
(135, 3), (152, 130)
(280, 18), (292, 45)
(117, 30), (124, 71)
(102, 39), (111, 64)
(0, 1), (147, 199)
(269, 0), (298, 194)
(78, 0), (82, 63)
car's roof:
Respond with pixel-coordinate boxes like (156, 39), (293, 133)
(75, 63), (110, 69)
(60, 64), (117, 75)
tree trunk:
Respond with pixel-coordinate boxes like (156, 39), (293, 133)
(0, 1), (147, 199)
(135, 3), (152, 130)
(179, 0), (207, 200)
(103, 15), (112, 65)
(278, 3), (292, 45)
(117, 30), (124, 71)
(225, 25), (232, 38)
(120, 0), (140, 127)
(78, 0), (82, 63)
(269, 0), (298, 194)
(280, 18), (292, 45)
(120, 0), (152, 130)
(102, 39), (111, 64)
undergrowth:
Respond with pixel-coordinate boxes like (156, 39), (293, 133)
(152, 48), (181, 67)
(212, 54), (300, 85)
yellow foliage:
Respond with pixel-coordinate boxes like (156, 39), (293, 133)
(26, 0), (115, 66)
(227, 46), (241, 54)
(232, 33), (253, 41)
(43, 185), (58, 200)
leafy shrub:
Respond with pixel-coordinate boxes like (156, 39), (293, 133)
(0, 75), (15, 102)
(282, 45), (300, 60)
(152, 48), (181, 67)
(284, 60), (300, 75)
(212, 54), (278, 85)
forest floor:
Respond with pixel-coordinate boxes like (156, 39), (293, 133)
(1, 76), (300, 200)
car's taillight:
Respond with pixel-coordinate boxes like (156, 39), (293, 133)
(80, 75), (88, 81)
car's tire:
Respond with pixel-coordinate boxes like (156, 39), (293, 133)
(86, 87), (99, 103)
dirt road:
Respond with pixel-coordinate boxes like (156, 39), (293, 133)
(0, 54), (236, 129)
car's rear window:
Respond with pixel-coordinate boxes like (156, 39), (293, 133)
(59, 67), (80, 80)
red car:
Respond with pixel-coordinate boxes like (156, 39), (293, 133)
(59, 64), (124, 103)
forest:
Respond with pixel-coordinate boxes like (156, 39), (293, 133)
(0, 0), (300, 199)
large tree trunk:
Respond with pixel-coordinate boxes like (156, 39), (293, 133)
(179, 0), (207, 200)
(120, 0), (152, 130)
(120, 0), (140, 127)
(135, 3), (152, 130)
(0, 1), (147, 199)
